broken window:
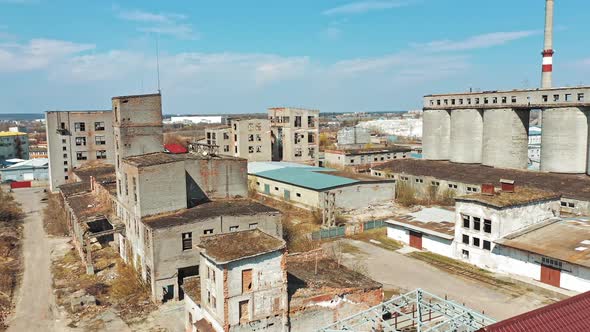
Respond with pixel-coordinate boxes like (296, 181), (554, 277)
(473, 217), (481, 231)
(542, 95), (548, 102)
(256, 134), (261, 141)
(95, 136), (106, 145)
(483, 240), (491, 251)
(248, 134), (254, 142)
(124, 174), (129, 196)
(223, 132), (229, 140)
(462, 215), (470, 228)
(242, 269), (253, 293)
(578, 93), (585, 101)
(462, 250), (469, 259)
(230, 225), (239, 232)
(96, 150), (107, 160)
(239, 300), (249, 322)
(501, 96), (507, 103)
(248, 146), (254, 153)
(224, 145), (230, 152)
(132, 177), (137, 203)
(182, 232), (192, 251)
(94, 122), (105, 131)
(74, 122), (86, 132)
(308, 134), (315, 144)
(249, 223), (258, 229)
(62, 146), (66, 151)
(248, 123), (254, 131)
(76, 151), (87, 160)
(294, 116), (302, 127)
(568, 202), (575, 208)
(256, 145), (262, 153)
(255, 122), (262, 131)
(484, 219), (492, 233)
(75, 137), (86, 146)
(462, 234), (469, 244)
(144, 228), (150, 249)
(204, 229), (213, 235)
(294, 148), (302, 157)
(511, 96), (517, 103)
(565, 94), (572, 102)
(294, 133), (302, 144)
(472, 237), (480, 247)
(415, 178), (423, 183)
(492, 97), (497, 104)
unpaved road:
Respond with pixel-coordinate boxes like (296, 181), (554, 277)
(7, 187), (70, 332)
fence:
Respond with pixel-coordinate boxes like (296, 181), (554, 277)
(311, 220), (386, 240)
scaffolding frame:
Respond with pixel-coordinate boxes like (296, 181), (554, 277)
(318, 289), (495, 332)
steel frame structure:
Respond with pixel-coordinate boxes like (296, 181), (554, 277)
(318, 288), (495, 332)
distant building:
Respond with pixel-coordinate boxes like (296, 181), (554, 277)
(8, 126), (26, 133)
(336, 126), (370, 148)
(324, 146), (412, 170)
(268, 107), (319, 165)
(0, 132), (29, 162)
(168, 116), (224, 125)
(29, 145), (48, 159)
(0, 158), (48, 182)
(45, 110), (115, 192)
(528, 126), (542, 170)
(205, 118), (272, 162)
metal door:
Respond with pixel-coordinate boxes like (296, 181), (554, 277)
(540, 264), (560, 288)
(409, 231), (422, 250)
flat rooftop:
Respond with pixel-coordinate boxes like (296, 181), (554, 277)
(372, 159), (590, 202)
(496, 217), (590, 268)
(386, 207), (455, 238)
(287, 253), (382, 298)
(456, 187), (561, 209)
(123, 152), (244, 167)
(59, 182), (91, 197)
(65, 192), (109, 224)
(142, 199), (279, 229)
(112, 92), (160, 100)
(72, 163), (115, 182)
(198, 229), (285, 264)
(325, 146), (412, 155)
(182, 276), (201, 304)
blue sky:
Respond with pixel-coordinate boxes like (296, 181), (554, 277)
(1, 0), (589, 114)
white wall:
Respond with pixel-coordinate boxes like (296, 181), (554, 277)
(386, 224), (454, 258)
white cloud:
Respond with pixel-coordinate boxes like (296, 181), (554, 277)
(115, 7), (197, 40)
(0, 38), (94, 72)
(323, 0), (412, 15)
(415, 30), (539, 52)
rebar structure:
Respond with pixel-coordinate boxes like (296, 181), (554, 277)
(318, 289), (496, 332)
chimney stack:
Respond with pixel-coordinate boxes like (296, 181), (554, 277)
(541, 0), (554, 88)
(500, 179), (515, 193)
(481, 183), (495, 196)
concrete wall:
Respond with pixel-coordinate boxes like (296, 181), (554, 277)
(149, 212), (282, 302)
(541, 107), (589, 174)
(337, 127), (370, 146)
(184, 158), (248, 200)
(206, 127), (232, 155)
(482, 108), (529, 169)
(422, 109), (451, 160)
(450, 109), (483, 164)
(234, 119), (272, 162)
(46, 110), (115, 192)
(386, 224), (454, 258)
(329, 183), (395, 210)
(250, 175), (321, 210)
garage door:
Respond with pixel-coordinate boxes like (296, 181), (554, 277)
(409, 231), (422, 250)
(540, 264), (560, 288)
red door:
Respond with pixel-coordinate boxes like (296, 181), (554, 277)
(409, 231), (422, 250)
(540, 264), (561, 288)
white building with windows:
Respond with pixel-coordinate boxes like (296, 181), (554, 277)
(205, 118), (272, 162)
(386, 181), (590, 292)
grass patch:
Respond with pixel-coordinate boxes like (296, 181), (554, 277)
(43, 193), (69, 236)
(349, 228), (403, 251)
(339, 242), (363, 255)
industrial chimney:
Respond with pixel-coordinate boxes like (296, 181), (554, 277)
(541, 0), (554, 88)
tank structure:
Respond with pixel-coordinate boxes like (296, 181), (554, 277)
(422, 87), (590, 174)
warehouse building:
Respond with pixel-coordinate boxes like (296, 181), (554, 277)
(371, 159), (590, 215)
(0, 158), (48, 182)
(248, 162), (395, 225)
(324, 146), (412, 170)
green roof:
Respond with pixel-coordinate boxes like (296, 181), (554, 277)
(255, 167), (359, 191)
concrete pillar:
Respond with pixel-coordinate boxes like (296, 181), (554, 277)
(482, 108), (530, 169)
(541, 107), (589, 174)
(450, 109), (483, 164)
(422, 109), (451, 160)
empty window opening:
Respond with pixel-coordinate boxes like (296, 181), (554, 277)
(242, 269), (253, 293)
(182, 232), (192, 251)
(578, 93), (585, 101)
(230, 225), (239, 232)
(473, 237), (480, 247)
(462, 234), (469, 244)
(473, 217), (481, 231)
(565, 94), (572, 102)
(484, 219), (492, 233)
(542, 95), (548, 102)
(204, 229), (213, 235)
(553, 94), (560, 102)
(483, 240), (491, 251)
(462, 215), (470, 228)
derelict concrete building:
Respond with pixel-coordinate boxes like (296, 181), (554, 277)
(422, 87), (590, 174)
(268, 107), (319, 165)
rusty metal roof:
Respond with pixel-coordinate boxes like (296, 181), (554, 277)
(198, 229), (285, 264)
(142, 199), (279, 229)
(496, 217), (590, 268)
(372, 159), (590, 201)
(456, 186), (561, 209)
(479, 290), (590, 332)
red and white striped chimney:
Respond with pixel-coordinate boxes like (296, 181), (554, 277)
(541, 0), (554, 88)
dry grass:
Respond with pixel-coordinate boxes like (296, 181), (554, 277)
(43, 193), (69, 236)
(0, 188), (23, 330)
(349, 228), (403, 251)
(396, 182), (455, 207)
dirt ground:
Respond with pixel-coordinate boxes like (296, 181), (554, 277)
(330, 238), (567, 321)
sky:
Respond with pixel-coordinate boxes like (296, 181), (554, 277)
(0, 0), (589, 114)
